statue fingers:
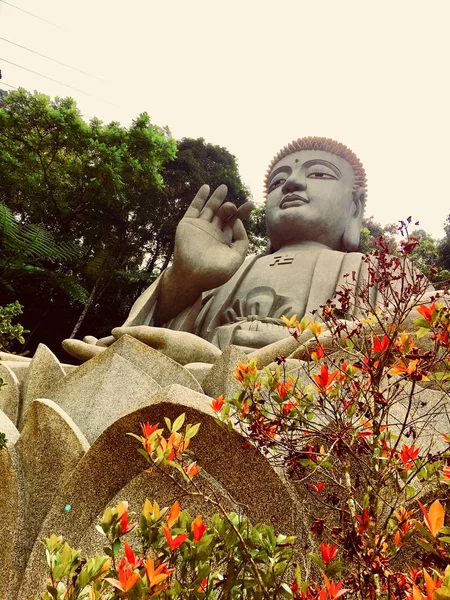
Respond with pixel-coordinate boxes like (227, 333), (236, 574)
(198, 184), (228, 222)
(224, 201), (255, 228)
(62, 339), (107, 362)
(111, 326), (166, 349)
(96, 335), (116, 347)
(183, 184), (211, 219)
(229, 218), (249, 257)
(211, 202), (237, 228)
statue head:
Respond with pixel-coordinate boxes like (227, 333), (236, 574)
(264, 137), (367, 253)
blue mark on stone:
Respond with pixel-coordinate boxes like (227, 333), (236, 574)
(64, 504), (71, 512)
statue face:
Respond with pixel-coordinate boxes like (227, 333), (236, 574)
(266, 150), (362, 252)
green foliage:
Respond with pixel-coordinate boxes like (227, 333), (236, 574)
(38, 500), (295, 599)
(0, 91), (253, 355)
(0, 300), (27, 352)
(358, 216), (398, 254)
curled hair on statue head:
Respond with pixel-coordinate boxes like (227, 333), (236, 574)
(264, 136), (367, 203)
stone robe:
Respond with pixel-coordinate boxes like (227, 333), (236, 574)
(123, 247), (422, 354)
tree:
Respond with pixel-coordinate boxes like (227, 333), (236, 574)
(0, 88), (176, 352)
(0, 91), (254, 357)
(358, 215), (399, 254)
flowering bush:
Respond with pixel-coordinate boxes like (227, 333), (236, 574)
(39, 228), (450, 599)
(209, 233), (450, 599)
(39, 492), (295, 599)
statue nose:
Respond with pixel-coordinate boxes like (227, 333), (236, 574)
(282, 175), (307, 194)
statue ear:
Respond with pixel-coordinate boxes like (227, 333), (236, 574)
(342, 187), (365, 252)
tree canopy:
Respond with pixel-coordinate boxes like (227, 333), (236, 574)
(0, 89), (251, 358)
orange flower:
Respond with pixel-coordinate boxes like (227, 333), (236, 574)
(416, 303), (436, 323)
(145, 556), (173, 589)
(167, 501), (181, 528)
(282, 399), (298, 415)
(275, 379), (293, 399)
(168, 431), (190, 458)
(442, 465), (450, 479)
(410, 568), (442, 600)
(234, 360), (257, 383)
(184, 461), (202, 478)
(163, 526), (188, 551)
(192, 516), (207, 542)
(388, 359), (428, 381)
(313, 364), (338, 393)
(418, 499), (445, 537)
(210, 395), (224, 412)
(394, 530), (406, 548)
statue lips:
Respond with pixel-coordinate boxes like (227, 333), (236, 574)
(280, 194), (309, 209)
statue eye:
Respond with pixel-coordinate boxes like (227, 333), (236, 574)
(268, 177), (286, 192)
(308, 172), (337, 180)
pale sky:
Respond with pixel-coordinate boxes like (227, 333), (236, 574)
(1, 0), (449, 239)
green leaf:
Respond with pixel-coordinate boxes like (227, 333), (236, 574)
(185, 422), (201, 440)
(172, 413), (186, 433)
(405, 485), (416, 499)
(413, 318), (432, 329)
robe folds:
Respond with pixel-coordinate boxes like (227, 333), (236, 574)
(122, 248), (427, 354)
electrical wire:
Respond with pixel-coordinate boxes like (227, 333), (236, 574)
(0, 0), (68, 31)
(0, 36), (108, 82)
(0, 57), (119, 106)
(0, 80), (17, 89)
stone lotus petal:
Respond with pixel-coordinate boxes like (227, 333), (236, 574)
(0, 337), (306, 598)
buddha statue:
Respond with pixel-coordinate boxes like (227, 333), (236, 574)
(62, 137), (430, 364)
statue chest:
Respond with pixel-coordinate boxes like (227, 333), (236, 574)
(196, 248), (346, 352)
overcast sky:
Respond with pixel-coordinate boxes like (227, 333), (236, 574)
(1, 0), (449, 239)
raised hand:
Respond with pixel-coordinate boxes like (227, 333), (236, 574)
(171, 184), (254, 291)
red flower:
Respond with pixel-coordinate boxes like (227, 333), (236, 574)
(320, 542), (338, 565)
(120, 510), (136, 535)
(371, 335), (390, 353)
(313, 364), (338, 393)
(210, 395), (225, 412)
(198, 577), (208, 593)
(124, 541), (142, 568)
(163, 526), (188, 551)
(141, 422), (159, 438)
(399, 443), (420, 470)
(307, 482), (325, 493)
(192, 516), (207, 542)
(355, 507), (370, 533)
(106, 557), (139, 593)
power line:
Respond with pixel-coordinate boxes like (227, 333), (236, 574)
(0, 80), (17, 89)
(0, 0), (68, 31)
(0, 36), (108, 83)
(0, 57), (119, 107)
